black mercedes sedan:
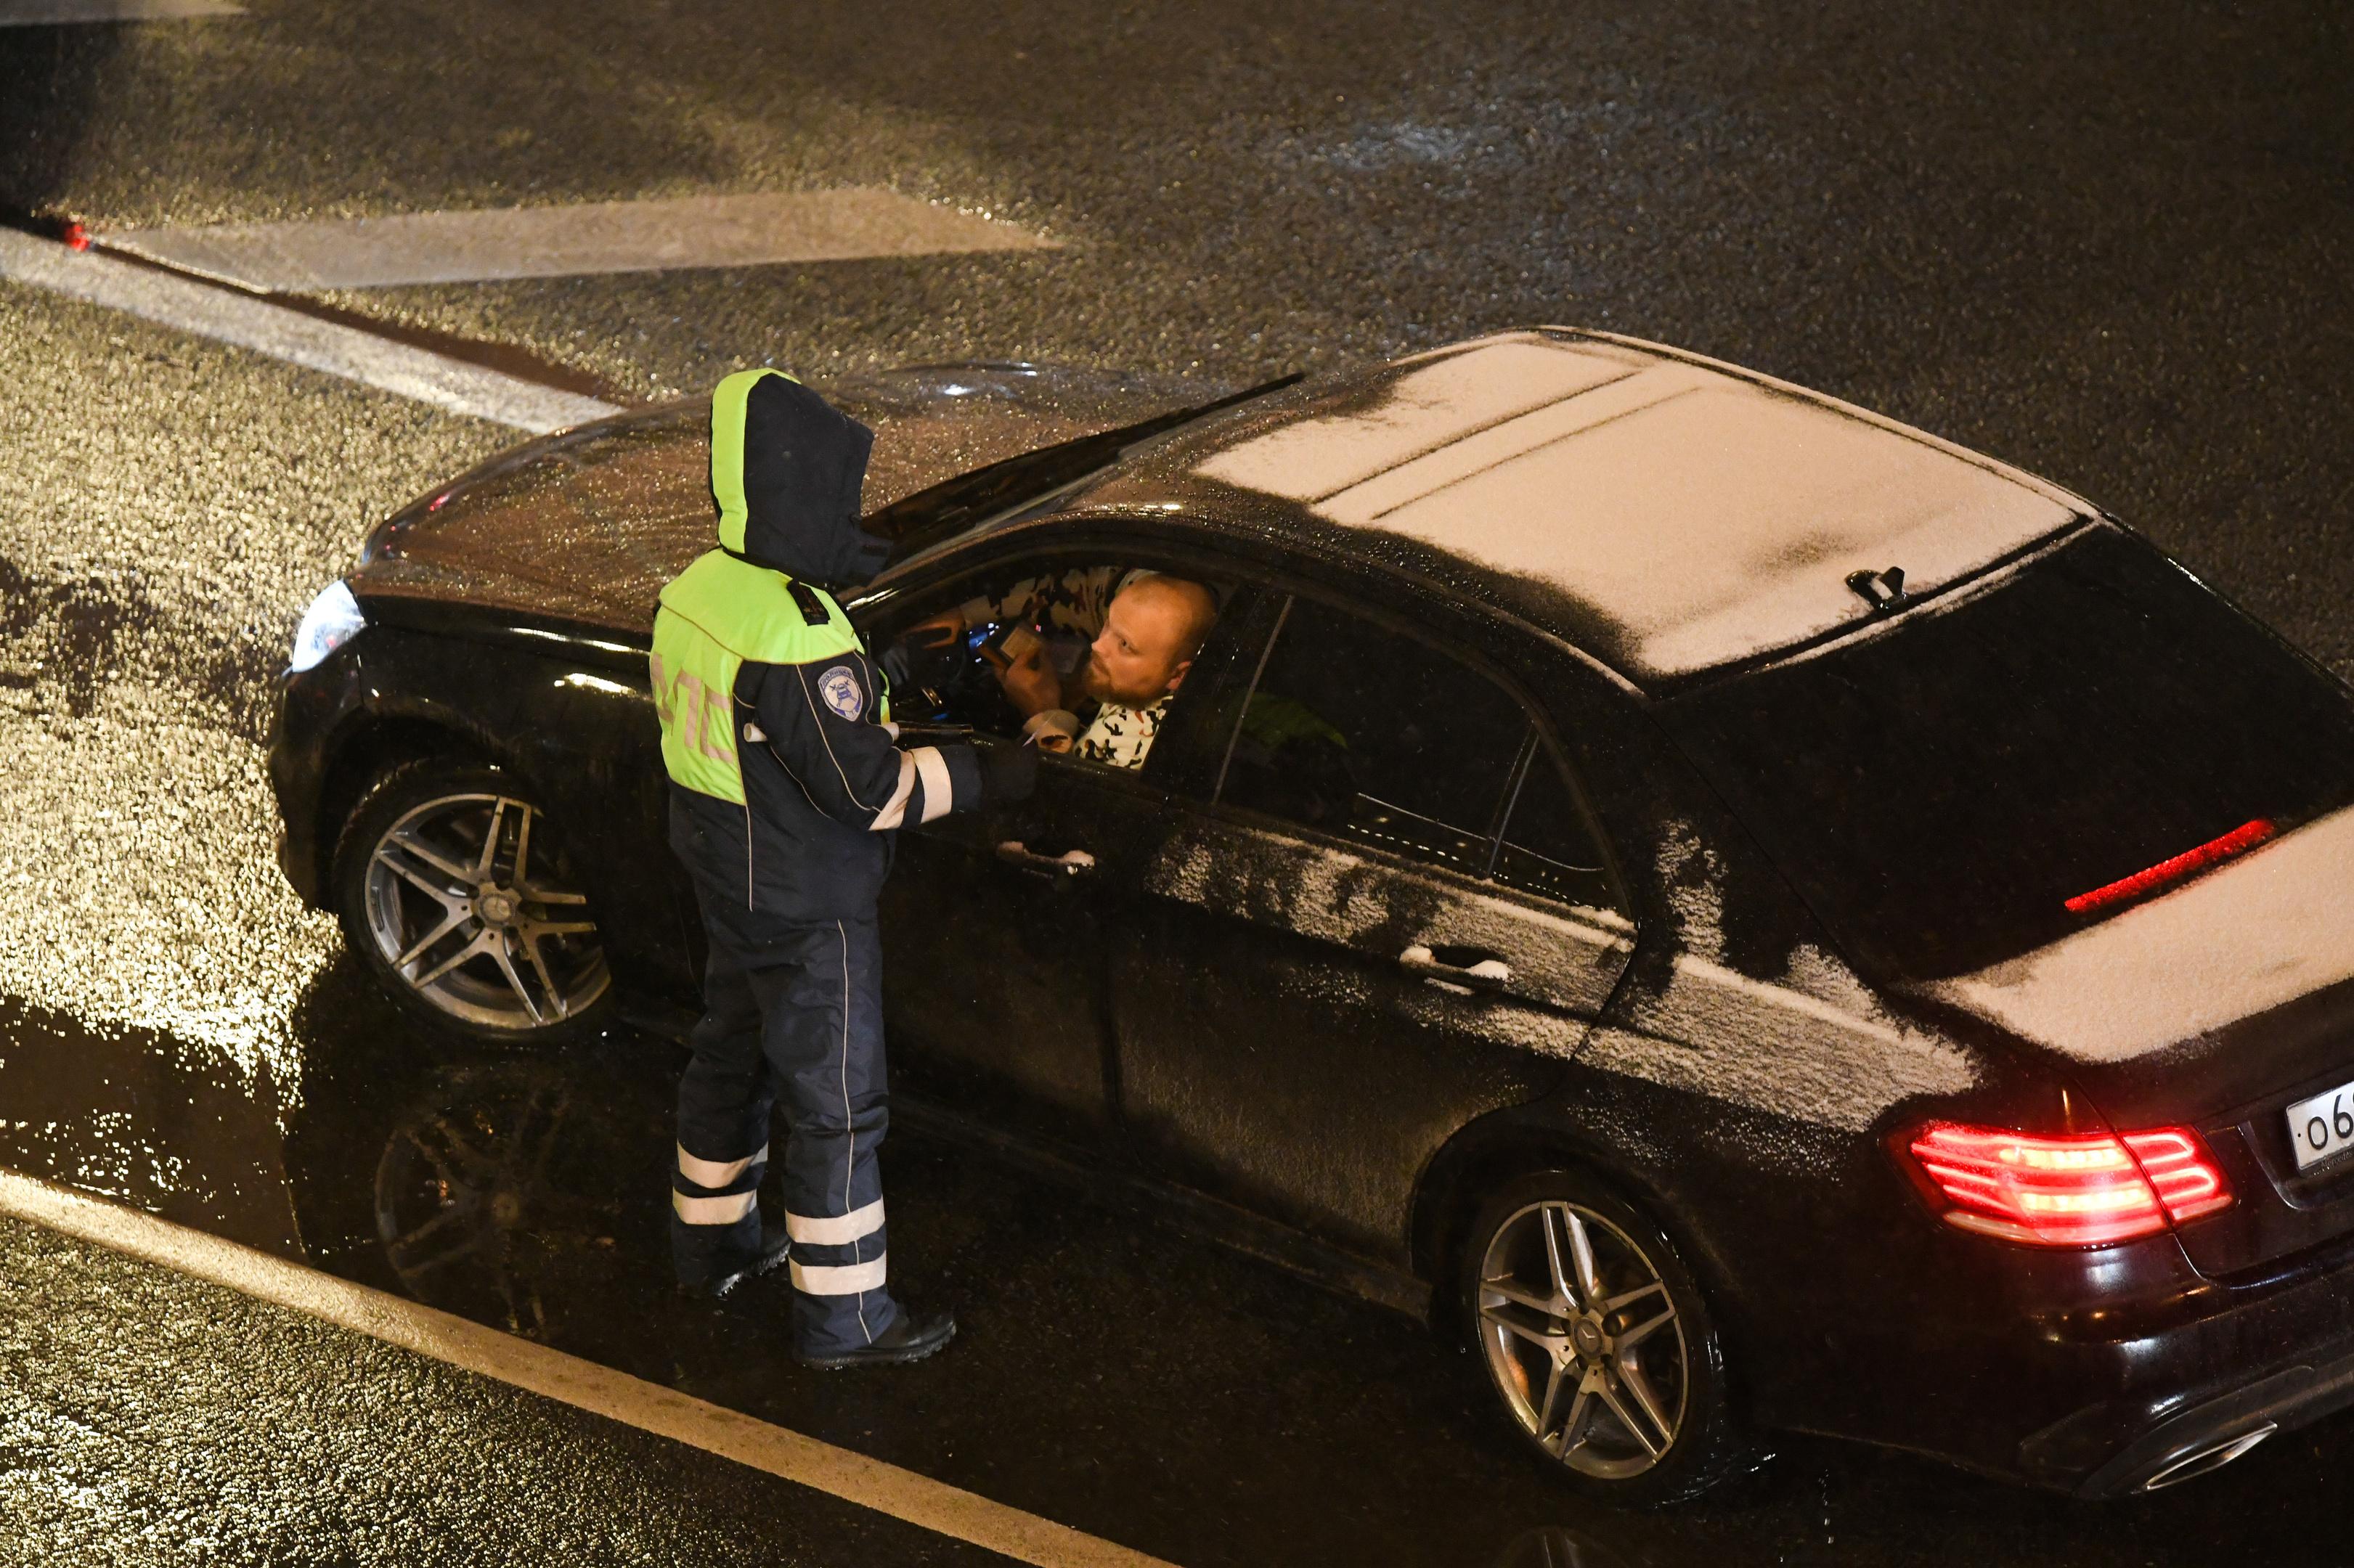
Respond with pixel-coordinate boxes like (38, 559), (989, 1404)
(269, 330), (2354, 1506)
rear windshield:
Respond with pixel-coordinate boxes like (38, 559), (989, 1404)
(1662, 526), (2354, 982)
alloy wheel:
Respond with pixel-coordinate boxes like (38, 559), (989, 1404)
(1475, 1199), (1690, 1479)
(360, 791), (608, 1031)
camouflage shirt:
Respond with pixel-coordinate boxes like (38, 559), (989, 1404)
(1072, 695), (1169, 771)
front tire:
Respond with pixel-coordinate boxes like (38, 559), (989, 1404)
(333, 759), (612, 1045)
(1459, 1169), (1762, 1508)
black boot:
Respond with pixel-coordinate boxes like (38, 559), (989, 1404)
(797, 1309), (956, 1370)
(676, 1225), (791, 1302)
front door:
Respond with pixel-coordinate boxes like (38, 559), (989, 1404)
(868, 554), (1271, 1154)
(1109, 593), (1637, 1263)
(879, 756), (1159, 1151)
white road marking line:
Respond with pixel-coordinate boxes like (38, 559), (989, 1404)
(108, 189), (1061, 291)
(0, 228), (619, 433)
(0, 1166), (1181, 1568)
(0, 0), (239, 21)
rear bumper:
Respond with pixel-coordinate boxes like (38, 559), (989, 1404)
(2051, 1349), (2354, 1497)
(2013, 1240), (2354, 1496)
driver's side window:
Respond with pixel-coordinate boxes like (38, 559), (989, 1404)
(876, 559), (1229, 778)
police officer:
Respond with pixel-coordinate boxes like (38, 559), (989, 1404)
(651, 368), (1034, 1368)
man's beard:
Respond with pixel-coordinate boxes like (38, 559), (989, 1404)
(1080, 656), (1153, 709)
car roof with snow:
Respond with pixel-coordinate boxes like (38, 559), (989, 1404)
(1083, 329), (2096, 688)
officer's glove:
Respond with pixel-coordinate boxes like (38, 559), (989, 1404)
(976, 739), (1039, 805)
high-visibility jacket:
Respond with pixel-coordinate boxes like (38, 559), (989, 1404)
(653, 368), (983, 919)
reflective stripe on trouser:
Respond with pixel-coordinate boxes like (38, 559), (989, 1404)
(676, 883), (898, 1352)
(670, 1139), (768, 1275)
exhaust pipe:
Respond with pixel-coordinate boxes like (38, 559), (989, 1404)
(2138, 1422), (2278, 1492)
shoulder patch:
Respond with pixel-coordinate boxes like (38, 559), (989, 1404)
(817, 665), (866, 722)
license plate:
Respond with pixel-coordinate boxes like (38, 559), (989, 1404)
(2286, 1077), (2354, 1172)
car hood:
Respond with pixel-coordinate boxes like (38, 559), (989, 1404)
(351, 362), (1210, 634)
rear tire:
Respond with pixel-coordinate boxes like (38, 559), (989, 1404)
(1458, 1169), (1764, 1508)
(333, 759), (611, 1046)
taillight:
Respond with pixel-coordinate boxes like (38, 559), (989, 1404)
(1905, 1123), (2232, 1247)
(2119, 1129), (2233, 1222)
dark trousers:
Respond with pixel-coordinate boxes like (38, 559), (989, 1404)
(674, 881), (898, 1354)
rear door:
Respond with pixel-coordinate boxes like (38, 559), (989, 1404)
(1109, 591), (1637, 1262)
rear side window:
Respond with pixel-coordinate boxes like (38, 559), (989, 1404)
(1215, 595), (1615, 907)
(1494, 751), (1616, 910)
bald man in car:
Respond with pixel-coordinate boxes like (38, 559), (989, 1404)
(996, 573), (1218, 769)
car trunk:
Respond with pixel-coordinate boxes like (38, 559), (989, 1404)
(1658, 523), (2354, 1278)
(2070, 968), (2354, 1281)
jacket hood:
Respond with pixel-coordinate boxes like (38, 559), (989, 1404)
(712, 369), (884, 587)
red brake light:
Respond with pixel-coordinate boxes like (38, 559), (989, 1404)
(2120, 1129), (2233, 1222)
(2064, 818), (2275, 915)
(1905, 1123), (2232, 1246)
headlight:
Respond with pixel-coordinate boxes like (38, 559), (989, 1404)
(290, 580), (366, 673)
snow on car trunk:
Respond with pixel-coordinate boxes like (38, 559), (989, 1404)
(1926, 806), (2354, 1063)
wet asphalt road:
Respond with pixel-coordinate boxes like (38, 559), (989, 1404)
(0, 1212), (1000, 1568)
(3, 1), (2354, 1563)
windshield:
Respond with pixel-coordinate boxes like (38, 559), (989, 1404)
(1661, 526), (2354, 982)
(867, 374), (1303, 567)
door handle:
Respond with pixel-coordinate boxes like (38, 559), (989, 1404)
(1398, 944), (1512, 991)
(995, 841), (1098, 879)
